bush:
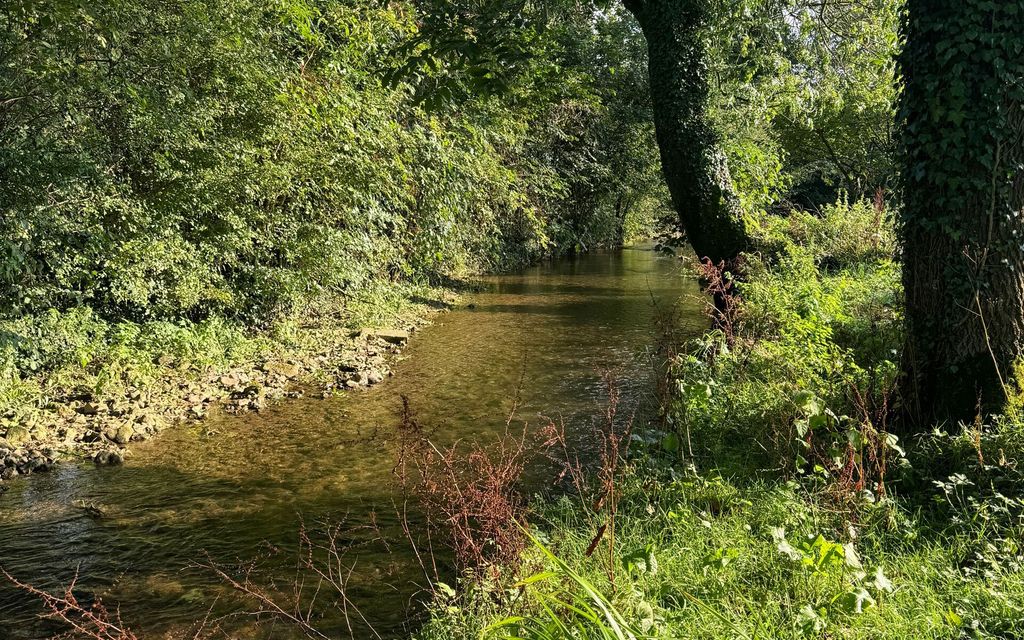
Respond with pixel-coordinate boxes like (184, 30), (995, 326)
(0, 1), (664, 325)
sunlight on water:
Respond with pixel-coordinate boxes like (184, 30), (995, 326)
(0, 247), (703, 638)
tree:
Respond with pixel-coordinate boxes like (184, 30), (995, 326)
(898, 0), (1024, 426)
(622, 0), (749, 264)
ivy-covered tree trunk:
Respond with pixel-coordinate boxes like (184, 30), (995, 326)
(898, 0), (1024, 427)
(622, 0), (748, 264)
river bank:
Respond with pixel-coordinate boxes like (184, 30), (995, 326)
(415, 199), (1024, 640)
(0, 284), (460, 489)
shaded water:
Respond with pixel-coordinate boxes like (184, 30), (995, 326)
(0, 247), (703, 638)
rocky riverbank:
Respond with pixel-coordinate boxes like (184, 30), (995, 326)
(0, 293), (457, 491)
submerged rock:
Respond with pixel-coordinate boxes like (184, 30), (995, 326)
(93, 449), (124, 466)
(72, 499), (105, 518)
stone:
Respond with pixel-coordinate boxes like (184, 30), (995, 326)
(367, 370), (384, 384)
(77, 402), (102, 416)
(360, 328), (410, 345)
(345, 379), (360, 389)
(108, 402), (128, 417)
(93, 449), (124, 466)
(240, 384), (262, 398)
(113, 423), (135, 445)
(219, 374), (239, 388)
(25, 456), (48, 473)
(5, 425), (30, 446)
(264, 361), (300, 379)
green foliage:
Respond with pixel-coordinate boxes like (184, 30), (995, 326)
(754, 196), (895, 268)
(420, 468), (1024, 640)
(0, 0), (666, 415)
(0, 0), (663, 324)
(660, 199), (902, 470)
(707, 0), (900, 212)
(483, 530), (647, 640)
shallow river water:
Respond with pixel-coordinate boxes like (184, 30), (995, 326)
(0, 247), (702, 639)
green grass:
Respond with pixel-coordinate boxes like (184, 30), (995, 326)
(418, 465), (1024, 640)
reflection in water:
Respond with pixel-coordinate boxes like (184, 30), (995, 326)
(0, 247), (703, 638)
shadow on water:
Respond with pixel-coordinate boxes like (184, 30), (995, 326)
(0, 246), (704, 638)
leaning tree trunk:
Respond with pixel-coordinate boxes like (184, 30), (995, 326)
(898, 0), (1024, 428)
(622, 0), (748, 265)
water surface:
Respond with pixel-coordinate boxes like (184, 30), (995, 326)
(0, 247), (702, 638)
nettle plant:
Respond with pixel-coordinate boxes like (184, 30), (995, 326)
(770, 526), (894, 635)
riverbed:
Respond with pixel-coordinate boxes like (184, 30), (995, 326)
(0, 246), (703, 638)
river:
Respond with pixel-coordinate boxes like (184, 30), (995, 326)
(0, 246), (702, 639)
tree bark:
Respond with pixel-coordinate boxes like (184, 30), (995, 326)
(623, 0), (748, 265)
(898, 0), (1024, 428)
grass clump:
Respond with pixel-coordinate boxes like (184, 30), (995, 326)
(416, 198), (1024, 640)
